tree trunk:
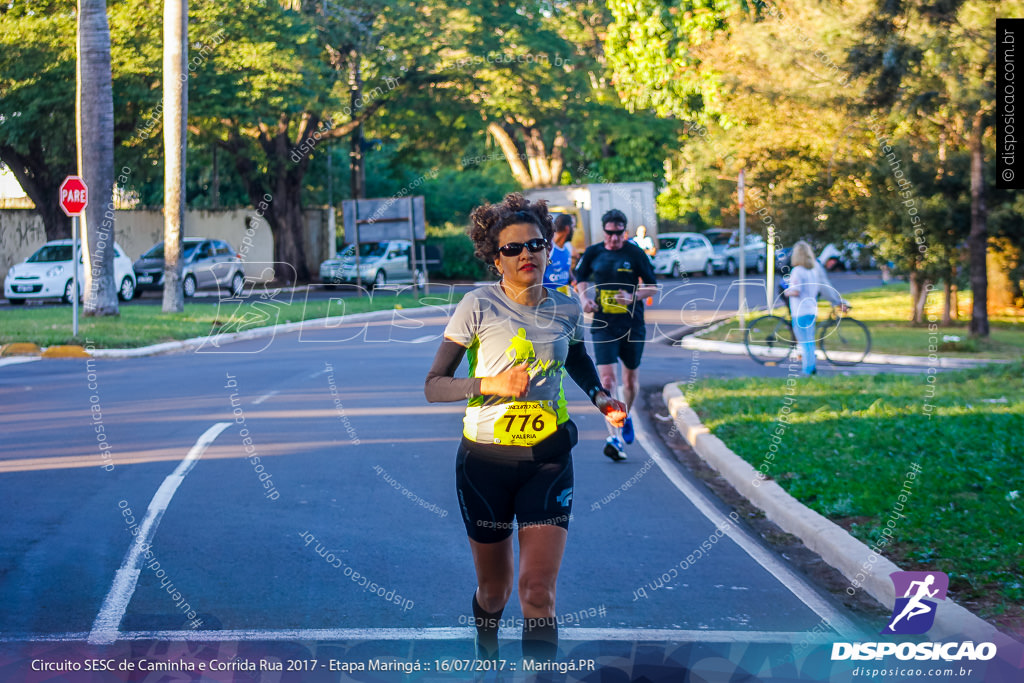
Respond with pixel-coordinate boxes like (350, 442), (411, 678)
(987, 237), (1021, 309)
(487, 122), (569, 189)
(942, 279), (953, 326)
(162, 0), (187, 313)
(909, 271), (929, 324)
(487, 122), (533, 187)
(967, 111), (989, 337)
(269, 182), (309, 285)
(211, 144), (220, 209)
(77, 0), (118, 317)
(0, 144), (73, 240)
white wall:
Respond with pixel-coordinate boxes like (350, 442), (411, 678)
(0, 208), (334, 285)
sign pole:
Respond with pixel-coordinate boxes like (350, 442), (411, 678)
(766, 226), (776, 313)
(59, 175), (88, 336)
(72, 215), (79, 336)
(738, 168), (746, 332)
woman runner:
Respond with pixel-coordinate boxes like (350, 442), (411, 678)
(425, 193), (626, 661)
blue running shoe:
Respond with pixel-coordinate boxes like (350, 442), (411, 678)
(621, 415), (635, 444)
(603, 436), (627, 462)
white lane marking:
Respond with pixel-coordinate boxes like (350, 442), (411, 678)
(0, 357), (42, 368)
(309, 368), (330, 378)
(252, 390), (279, 405)
(4, 628), (839, 644)
(633, 418), (862, 639)
(411, 334), (436, 344)
(88, 422), (231, 645)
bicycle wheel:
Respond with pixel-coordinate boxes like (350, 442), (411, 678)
(819, 316), (871, 365)
(745, 315), (796, 365)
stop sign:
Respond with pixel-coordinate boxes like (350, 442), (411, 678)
(59, 176), (89, 217)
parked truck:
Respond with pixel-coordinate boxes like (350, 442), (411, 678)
(523, 182), (658, 251)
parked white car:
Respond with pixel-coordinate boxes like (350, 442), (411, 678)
(4, 239), (136, 304)
(652, 232), (715, 278)
(320, 240), (426, 289)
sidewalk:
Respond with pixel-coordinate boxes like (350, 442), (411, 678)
(679, 319), (1008, 368)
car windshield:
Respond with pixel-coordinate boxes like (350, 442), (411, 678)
(658, 237), (678, 250)
(707, 233), (732, 247)
(27, 245), (74, 263)
(142, 241), (201, 259)
(357, 242), (388, 258)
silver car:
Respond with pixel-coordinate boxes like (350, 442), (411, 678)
(721, 233), (767, 275)
(320, 240), (426, 289)
(133, 238), (246, 298)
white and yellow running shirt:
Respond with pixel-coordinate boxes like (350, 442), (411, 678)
(444, 283), (583, 446)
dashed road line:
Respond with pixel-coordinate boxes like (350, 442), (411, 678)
(88, 422), (230, 645)
(252, 390), (279, 405)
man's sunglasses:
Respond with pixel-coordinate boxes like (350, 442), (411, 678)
(498, 238), (549, 257)
(604, 229), (626, 237)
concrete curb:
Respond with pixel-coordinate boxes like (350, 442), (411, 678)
(662, 382), (1023, 655)
(40, 345), (91, 358)
(678, 336), (1008, 368)
(1, 342), (42, 357)
(87, 304), (458, 359)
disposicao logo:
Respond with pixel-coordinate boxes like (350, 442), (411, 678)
(831, 571), (997, 663)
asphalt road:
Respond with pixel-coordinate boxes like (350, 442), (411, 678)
(1, 271), (929, 678)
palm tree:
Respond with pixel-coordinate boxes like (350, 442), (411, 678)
(77, 0), (117, 316)
(162, 0), (187, 313)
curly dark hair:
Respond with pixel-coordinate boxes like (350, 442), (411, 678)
(601, 208), (628, 229)
(468, 193), (554, 265)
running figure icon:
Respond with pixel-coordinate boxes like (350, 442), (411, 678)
(887, 575), (938, 631)
(882, 571), (949, 635)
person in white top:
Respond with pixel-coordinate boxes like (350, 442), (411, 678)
(783, 241), (847, 375)
(630, 225), (655, 258)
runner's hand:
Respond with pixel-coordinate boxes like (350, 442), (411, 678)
(613, 290), (633, 306)
(596, 394), (627, 428)
(481, 363), (530, 399)
(582, 297), (598, 313)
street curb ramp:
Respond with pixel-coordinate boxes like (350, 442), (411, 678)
(662, 383), (1024, 666)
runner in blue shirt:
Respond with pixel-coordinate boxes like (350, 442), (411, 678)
(542, 213), (577, 296)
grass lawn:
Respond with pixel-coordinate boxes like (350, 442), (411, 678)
(684, 362), (1024, 629)
(698, 285), (1024, 360)
(0, 289), (462, 349)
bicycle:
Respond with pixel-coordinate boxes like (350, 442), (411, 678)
(744, 304), (872, 367)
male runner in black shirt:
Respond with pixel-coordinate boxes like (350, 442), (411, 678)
(574, 209), (658, 461)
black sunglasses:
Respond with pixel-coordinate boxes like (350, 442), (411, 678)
(604, 229), (626, 237)
(498, 238), (548, 257)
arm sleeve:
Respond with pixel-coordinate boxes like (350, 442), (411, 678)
(424, 339), (482, 403)
(815, 263), (845, 305)
(564, 341), (605, 404)
(785, 267), (807, 294)
(573, 247), (593, 283)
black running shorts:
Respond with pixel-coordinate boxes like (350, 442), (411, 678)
(591, 322), (646, 369)
(455, 437), (575, 544)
